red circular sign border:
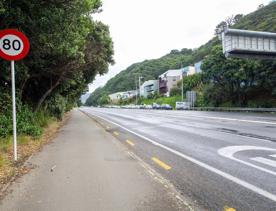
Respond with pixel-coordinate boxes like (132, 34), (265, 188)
(0, 29), (30, 61)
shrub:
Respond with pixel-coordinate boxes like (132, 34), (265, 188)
(0, 154), (4, 168)
(0, 101), (52, 138)
(170, 87), (181, 96)
(47, 94), (67, 120)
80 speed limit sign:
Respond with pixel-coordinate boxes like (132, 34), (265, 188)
(0, 29), (30, 61)
(0, 29), (30, 161)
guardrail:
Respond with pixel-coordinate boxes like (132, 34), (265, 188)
(189, 107), (276, 113)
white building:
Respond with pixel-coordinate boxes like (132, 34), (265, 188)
(183, 66), (196, 76)
(194, 61), (203, 74)
(158, 69), (183, 97)
(109, 90), (137, 103)
(140, 80), (158, 98)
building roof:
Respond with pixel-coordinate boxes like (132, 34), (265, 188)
(159, 69), (183, 78)
(141, 80), (158, 87)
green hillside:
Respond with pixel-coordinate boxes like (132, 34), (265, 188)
(86, 2), (276, 106)
(96, 39), (217, 93)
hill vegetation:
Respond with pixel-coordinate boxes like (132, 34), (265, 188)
(86, 2), (276, 107)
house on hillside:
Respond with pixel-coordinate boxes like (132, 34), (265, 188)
(183, 66), (196, 76)
(109, 90), (137, 103)
(140, 80), (158, 98)
(194, 61), (203, 74)
(158, 69), (183, 97)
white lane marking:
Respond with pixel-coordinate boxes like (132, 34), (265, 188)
(271, 154), (276, 158)
(251, 157), (276, 168)
(181, 115), (276, 125)
(105, 108), (276, 125)
(218, 146), (276, 176)
(90, 107), (276, 125)
(96, 109), (275, 143)
(85, 111), (276, 202)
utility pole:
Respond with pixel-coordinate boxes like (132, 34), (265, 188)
(135, 77), (138, 105)
(181, 64), (184, 102)
(138, 75), (142, 98)
(139, 75), (141, 98)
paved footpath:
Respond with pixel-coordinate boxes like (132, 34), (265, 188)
(0, 109), (192, 211)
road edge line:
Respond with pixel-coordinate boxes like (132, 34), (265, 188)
(87, 111), (276, 203)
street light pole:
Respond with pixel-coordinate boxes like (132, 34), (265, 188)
(181, 76), (184, 102)
(181, 64), (184, 102)
(135, 77), (138, 105)
(138, 76), (141, 98)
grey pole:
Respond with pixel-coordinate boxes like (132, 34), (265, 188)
(181, 65), (184, 102)
(181, 76), (184, 102)
(11, 60), (17, 161)
(138, 76), (141, 98)
(135, 77), (138, 105)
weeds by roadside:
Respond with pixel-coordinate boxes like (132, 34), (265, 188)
(0, 112), (70, 194)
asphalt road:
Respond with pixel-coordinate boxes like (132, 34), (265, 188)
(81, 107), (276, 211)
(0, 110), (191, 211)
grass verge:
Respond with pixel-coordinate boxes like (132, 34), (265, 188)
(0, 112), (71, 195)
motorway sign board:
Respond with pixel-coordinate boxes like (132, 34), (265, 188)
(221, 28), (276, 59)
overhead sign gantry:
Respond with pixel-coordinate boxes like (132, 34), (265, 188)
(221, 28), (276, 59)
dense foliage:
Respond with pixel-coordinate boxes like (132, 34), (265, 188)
(86, 2), (276, 107)
(0, 0), (114, 137)
(201, 46), (276, 107)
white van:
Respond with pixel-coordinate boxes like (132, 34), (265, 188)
(175, 102), (191, 110)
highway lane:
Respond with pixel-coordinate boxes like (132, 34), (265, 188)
(81, 107), (276, 211)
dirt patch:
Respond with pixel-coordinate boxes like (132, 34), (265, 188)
(0, 112), (71, 199)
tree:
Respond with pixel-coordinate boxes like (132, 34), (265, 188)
(201, 45), (275, 107)
(215, 14), (243, 36)
(0, 0), (114, 114)
(170, 87), (181, 96)
(177, 74), (202, 94)
(99, 95), (110, 105)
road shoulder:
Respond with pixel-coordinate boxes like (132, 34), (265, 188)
(0, 109), (193, 211)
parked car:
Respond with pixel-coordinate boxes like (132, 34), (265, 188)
(139, 104), (146, 109)
(161, 104), (172, 110)
(175, 101), (190, 110)
(145, 105), (153, 109)
(152, 103), (161, 109)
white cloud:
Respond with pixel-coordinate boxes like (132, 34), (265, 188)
(89, 0), (270, 93)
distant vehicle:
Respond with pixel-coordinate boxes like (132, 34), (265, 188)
(140, 104), (148, 109)
(175, 102), (190, 110)
(161, 104), (172, 110)
(128, 104), (135, 109)
(152, 103), (161, 109)
(145, 105), (153, 109)
(112, 105), (120, 109)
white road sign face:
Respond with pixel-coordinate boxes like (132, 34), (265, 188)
(0, 34), (24, 56)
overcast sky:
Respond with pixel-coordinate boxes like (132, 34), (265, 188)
(88, 0), (270, 93)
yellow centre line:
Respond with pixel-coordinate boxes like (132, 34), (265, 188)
(224, 206), (236, 211)
(126, 140), (135, 146)
(152, 157), (171, 170)
(113, 131), (119, 136)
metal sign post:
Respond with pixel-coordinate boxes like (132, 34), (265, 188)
(0, 29), (30, 161)
(11, 60), (17, 160)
